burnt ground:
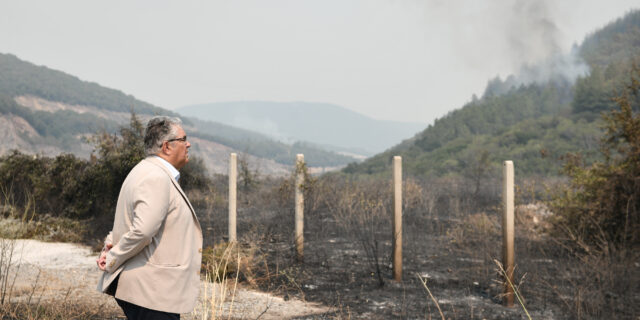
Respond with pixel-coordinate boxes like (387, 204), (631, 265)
(198, 203), (640, 320)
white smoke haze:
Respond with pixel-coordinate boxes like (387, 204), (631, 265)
(515, 49), (590, 86)
(503, 0), (590, 86)
(231, 116), (292, 143)
(505, 0), (563, 68)
(425, 0), (591, 90)
(404, 0), (601, 104)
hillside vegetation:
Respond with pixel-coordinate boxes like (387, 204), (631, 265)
(345, 10), (640, 178)
(0, 54), (170, 115)
(0, 53), (354, 168)
(0, 114), (211, 245)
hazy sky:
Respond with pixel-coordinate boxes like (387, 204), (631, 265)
(1, 1), (637, 124)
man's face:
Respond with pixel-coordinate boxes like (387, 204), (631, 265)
(167, 126), (190, 169)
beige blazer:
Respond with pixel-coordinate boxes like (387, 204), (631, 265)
(97, 156), (203, 314)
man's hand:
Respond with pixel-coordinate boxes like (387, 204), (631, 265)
(96, 243), (113, 271)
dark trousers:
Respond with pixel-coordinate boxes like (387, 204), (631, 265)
(116, 298), (180, 320)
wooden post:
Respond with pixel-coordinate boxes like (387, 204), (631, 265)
(228, 153), (237, 243)
(392, 156), (402, 281)
(502, 160), (515, 307)
(295, 154), (304, 262)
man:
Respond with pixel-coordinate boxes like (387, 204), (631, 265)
(96, 116), (203, 319)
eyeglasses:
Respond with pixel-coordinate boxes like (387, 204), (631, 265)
(167, 136), (187, 143)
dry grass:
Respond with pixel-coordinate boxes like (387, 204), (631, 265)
(493, 259), (532, 320)
(197, 242), (241, 320)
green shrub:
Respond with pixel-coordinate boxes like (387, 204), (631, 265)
(549, 65), (640, 249)
(0, 113), (212, 244)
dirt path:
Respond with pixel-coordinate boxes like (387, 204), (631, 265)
(8, 239), (328, 319)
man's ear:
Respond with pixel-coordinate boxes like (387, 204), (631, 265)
(161, 141), (171, 155)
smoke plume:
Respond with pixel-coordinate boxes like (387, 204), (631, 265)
(505, 0), (589, 85)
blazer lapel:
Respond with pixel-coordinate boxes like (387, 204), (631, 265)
(145, 157), (201, 227)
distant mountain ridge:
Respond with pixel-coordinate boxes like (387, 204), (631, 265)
(0, 53), (357, 173)
(177, 101), (426, 156)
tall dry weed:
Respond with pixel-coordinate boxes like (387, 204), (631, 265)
(324, 178), (391, 287)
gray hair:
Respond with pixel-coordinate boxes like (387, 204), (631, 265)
(144, 116), (183, 155)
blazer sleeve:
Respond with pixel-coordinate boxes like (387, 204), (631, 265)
(104, 231), (113, 246)
(104, 172), (171, 273)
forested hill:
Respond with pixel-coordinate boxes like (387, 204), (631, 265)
(344, 10), (640, 178)
(0, 54), (169, 115)
(0, 53), (356, 170)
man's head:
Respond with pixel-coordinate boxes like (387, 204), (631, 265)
(144, 116), (191, 169)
